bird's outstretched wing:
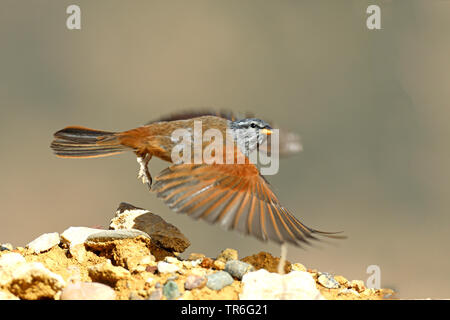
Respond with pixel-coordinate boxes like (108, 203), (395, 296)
(152, 163), (344, 247)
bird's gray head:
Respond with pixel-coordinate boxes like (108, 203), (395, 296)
(229, 118), (272, 155)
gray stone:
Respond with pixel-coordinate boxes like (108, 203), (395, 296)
(206, 271), (234, 290)
(318, 272), (340, 289)
(225, 260), (254, 280)
(86, 229), (150, 242)
(163, 280), (180, 300)
(110, 202), (190, 252)
(184, 275), (207, 290)
(60, 282), (116, 300)
(147, 288), (163, 300)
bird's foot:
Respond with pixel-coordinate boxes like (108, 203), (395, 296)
(137, 154), (152, 190)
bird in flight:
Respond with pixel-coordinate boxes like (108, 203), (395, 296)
(50, 111), (344, 248)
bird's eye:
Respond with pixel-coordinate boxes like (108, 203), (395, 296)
(250, 123), (257, 128)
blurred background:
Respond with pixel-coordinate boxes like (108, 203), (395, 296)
(1, 0), (449, 298)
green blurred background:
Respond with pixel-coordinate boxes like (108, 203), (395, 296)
(1, 0), (449, 298)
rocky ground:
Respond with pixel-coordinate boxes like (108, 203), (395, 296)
(0, 203), (394, 300)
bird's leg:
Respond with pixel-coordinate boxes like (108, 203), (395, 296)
(136, 153), (152, 190)
(278, 242), (288, 275)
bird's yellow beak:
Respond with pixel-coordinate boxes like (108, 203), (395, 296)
(261, 128), (272, 136)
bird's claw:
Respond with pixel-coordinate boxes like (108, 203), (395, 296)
(137, 154), (152, 190)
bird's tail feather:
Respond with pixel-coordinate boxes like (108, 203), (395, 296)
(50, 126), (127, 158)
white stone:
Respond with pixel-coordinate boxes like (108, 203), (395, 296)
(60, 227), (104, 247)
(0, 252), (26, 269)
(240, 269), (324, 300)
(26, 232), (60, 254)
(157, 261), (180, 274)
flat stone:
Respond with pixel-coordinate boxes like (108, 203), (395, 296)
(110, 202), (190, 252)
(60, 227), (105, 246)
(163, 280), (180, 300)
(318, 272), (340, 289)
(187, 253), (205, 261)
(86, 229), (150, 242)
(240, 269), (324, 300)
(157, 261), (180, 274)
(206, 271), (234, 290)
(26, 232), (60, 254)
(60, 282), (116, 300)
(184, 275), (207, 290)
(291, 263), (307, 272)
(0, 252), (26, 269)
(225, 260), (254, 280)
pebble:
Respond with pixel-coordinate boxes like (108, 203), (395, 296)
(86, 229), (150, 242)
(147, 288), (163, 300)
(200, 257), (214, 268)
(240, 270), (324, 300)
(157, 261), (180, 274)
(129, 292), (144, 300)
(26, 232), (60, 254)
(225, 260), (254, 280)
(163, 280), (181, 300)
(60, 227), (106, 247)
(206, 271), (234, 290)
(184, 275), (207, 290)
(317, 272), (340, 289)
(60, 282), (116, 300)
(216, 248), (238, 262)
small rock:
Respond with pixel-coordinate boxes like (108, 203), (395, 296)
(26, 232), (60, 254)
(188, 253), (205, 261)
(60, 227), (105, 247)
(88, 261), (131, 286)
(350, 280), (366, 293)
(146, 266), (157, 274)
(148, 288), (163, 300)
(334, 275), (349, 287)
(163, 280), (181, 300)
(7, 262), (66, 299)
(60, 282), (116, 300)
(317, 272), (340, 289)
(110, 202), (190, 252)
(206, 271), (234, 290)
(86, 229), (150, 242)
(225, 260), (254, 280)
(213, 260), (226, 270)
(240, 270), (323, 300)
(184, 275), (207, 290)
(291, 263), (307, 272)
(200, 257), (214, 269)
(217, 248), (238, 262)
(157, 261), (180, 274)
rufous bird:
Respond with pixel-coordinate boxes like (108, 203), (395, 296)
(50, 111), (344, 247)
